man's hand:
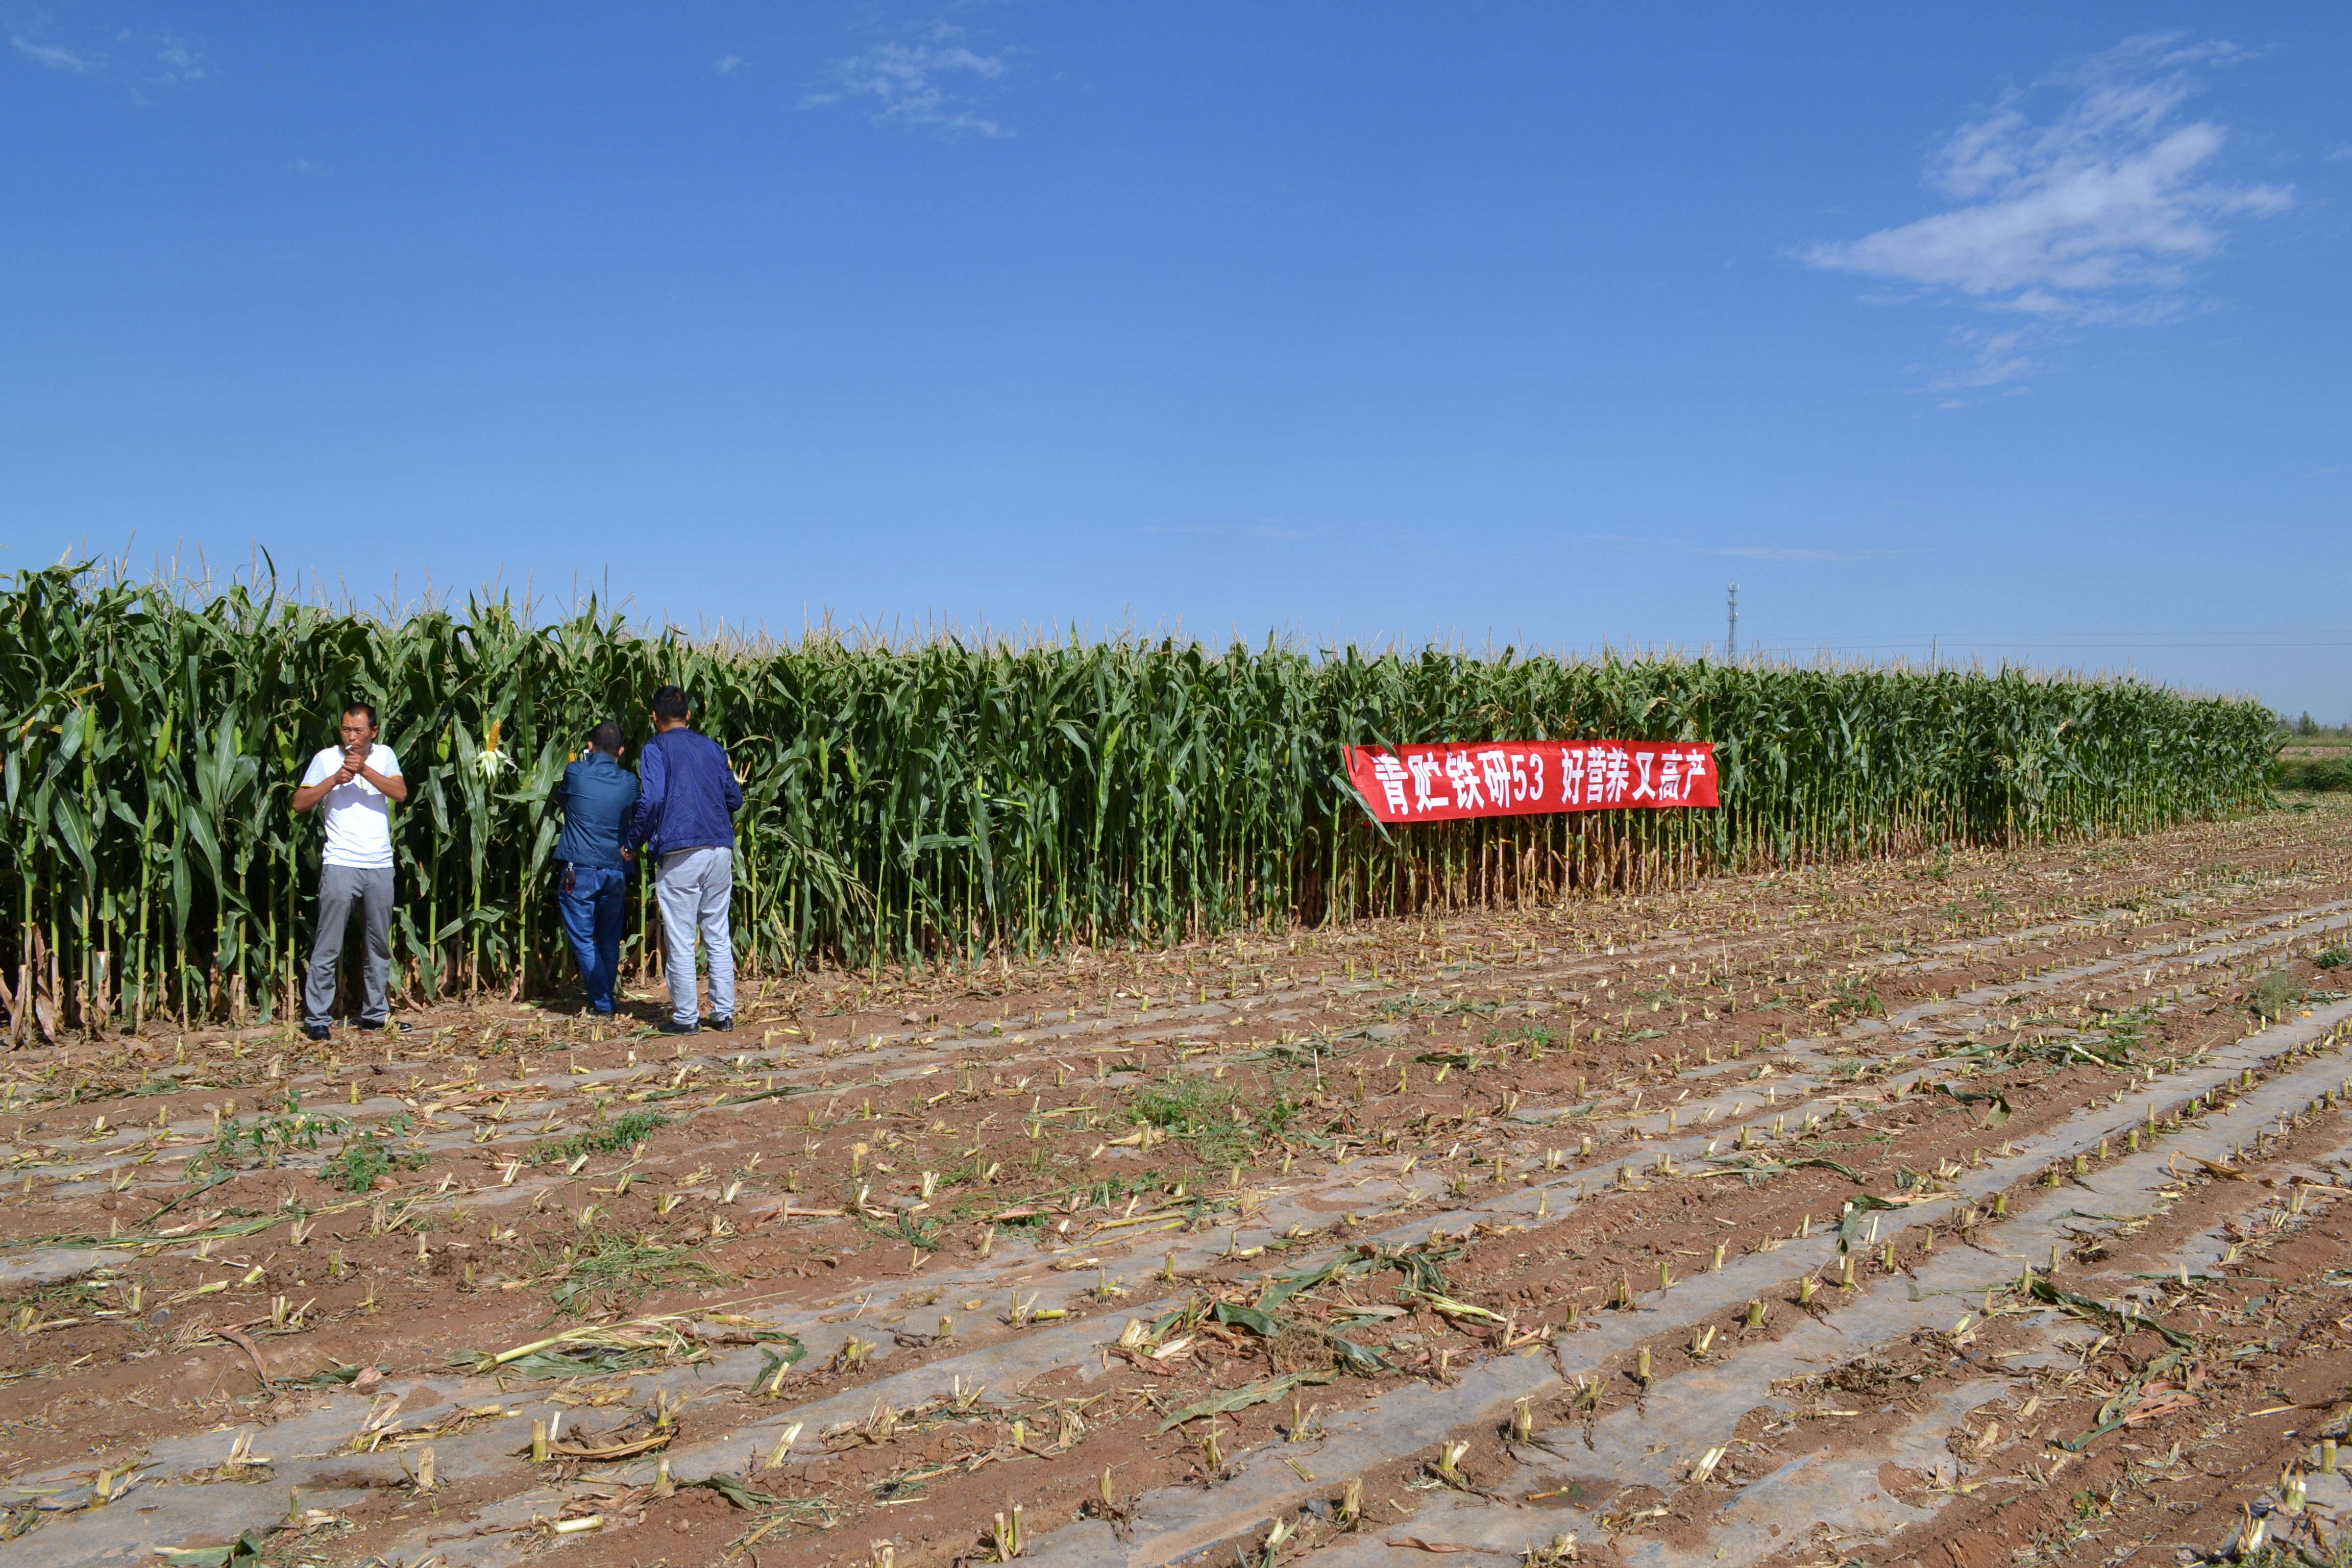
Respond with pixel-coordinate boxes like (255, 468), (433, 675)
(336, 746), (408, 803)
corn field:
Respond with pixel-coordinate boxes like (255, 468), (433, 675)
(0, 565), (2278, 1035)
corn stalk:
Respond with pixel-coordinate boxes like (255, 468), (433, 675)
(0, 561), (2279, 1031)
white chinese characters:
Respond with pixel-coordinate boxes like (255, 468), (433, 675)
(1351, 741), (1714, 820)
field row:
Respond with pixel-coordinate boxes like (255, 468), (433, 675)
(1, 800), (2347, 1568)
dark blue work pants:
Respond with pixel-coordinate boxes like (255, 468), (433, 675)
(557, 864), (628, 1014)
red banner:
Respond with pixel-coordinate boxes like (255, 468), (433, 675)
(1344, 740), (1718, 824)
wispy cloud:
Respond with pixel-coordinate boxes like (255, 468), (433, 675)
(14, 26), (208, 87)
(1928, 327), (2049, 390)
(804, 19), (1016, 137)
(712, 54), (745, 76)
(1805, 33), (2288, 389)
(13, 36), (100, 72)
(148, 32), (207, 84)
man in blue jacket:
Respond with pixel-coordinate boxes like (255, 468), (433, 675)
(553, 720), (641, 1018)
(629, 685), (744, 1034)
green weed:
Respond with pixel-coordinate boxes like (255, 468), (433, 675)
(325, 1122), (430, 1193)
(529, 1111), (670, 1165)
(193, 1104), (350, 1176)
(1130, 1072), (1304, 1166)
(861, 1210), (945, 1251)
(2249, 971), (2305, 1022)
(1826, 976), (1885, 1023)
(529, 1227), (727, 1315)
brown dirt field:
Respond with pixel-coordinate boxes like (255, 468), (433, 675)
(5, 798), (2352, 1568)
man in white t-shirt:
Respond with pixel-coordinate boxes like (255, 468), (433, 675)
(291, 703), (409, 1041)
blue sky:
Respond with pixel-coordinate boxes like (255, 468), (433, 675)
(5, 6), (2348, 718)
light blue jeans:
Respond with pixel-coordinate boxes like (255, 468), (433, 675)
(654, 846), (734, 1026)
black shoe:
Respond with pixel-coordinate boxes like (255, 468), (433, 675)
(365, 1019), (412, 1034)
(305, 1023), (331, 1043)
(706, 1016), (735, 1033)
(658, 1019), (699, 1036)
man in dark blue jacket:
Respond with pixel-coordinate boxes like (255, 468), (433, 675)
(554, 720), (641, 1017)
(628, 685), (744, 1034)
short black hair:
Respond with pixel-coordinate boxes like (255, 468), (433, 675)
(342, 702), (379, 729)
(589, 720), (624, 753)
(651, 685), (691, 721)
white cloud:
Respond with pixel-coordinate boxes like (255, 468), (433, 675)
(804, 21), (1015, 137)
(712, 55), (745, 75)
(152, 33), (206, 83)
(15, 27), (208, 86)
(13, 36), (100, 72)
(1806, 34), (2288, 324)
(1928, 327), (2049, 390)
(2329, 144), (2352, 163)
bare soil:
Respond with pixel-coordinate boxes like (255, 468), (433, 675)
(5, 799), (2351, 1568)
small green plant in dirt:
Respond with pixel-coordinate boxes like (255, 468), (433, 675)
(862, 1209), (945, 1251)
(1131, 1073), (1230, 1129)
(530, 1111), (670, 1165)
(527, 1227), (727, 1315)
(2318, 946), (2348, 971)
(1825, 976), (1886, 1023)
(329, 1128), (426, 1193)
(1082, 1173), (1165, 1207)
(2100, 1003), (2159, 1056)
(193, 1102), (350, 1175)
(1130, 1072), (1304, 1167)
(1377, 994), (1501, 1020)
(2249, 970), (2305, 1022)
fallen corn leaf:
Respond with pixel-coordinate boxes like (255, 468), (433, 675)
(1157, 1369), (1337, 1432)
(551, 1430), (673, 1461)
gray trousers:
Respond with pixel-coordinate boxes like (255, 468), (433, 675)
(654, 846), (734, 1025)
(305, 864), (394, 1028)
